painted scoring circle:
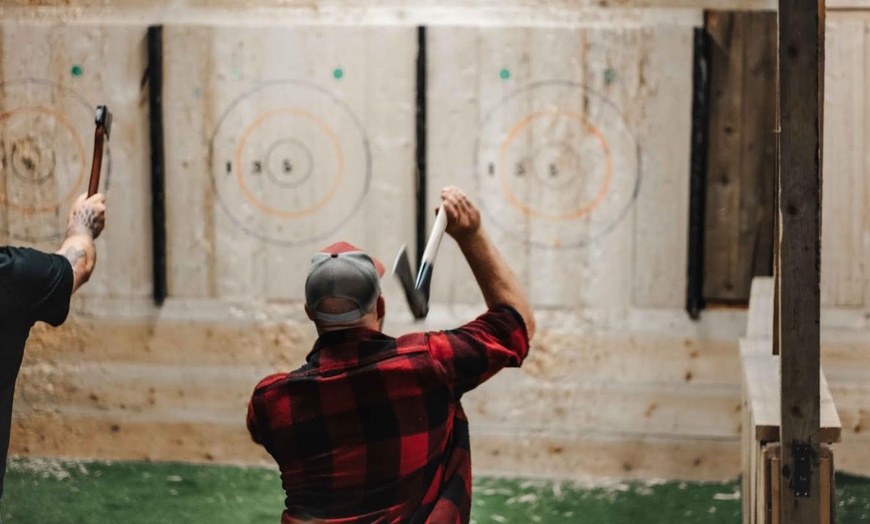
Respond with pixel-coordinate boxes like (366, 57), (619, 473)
(0, 79), (107, 242)
(475, 81), (641, 249)
(210, 80), (371, 246)
(264, 138), (315, 189)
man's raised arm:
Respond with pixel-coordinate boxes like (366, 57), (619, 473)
(439, 186), (536, 340)
(56, 192), (106, 294)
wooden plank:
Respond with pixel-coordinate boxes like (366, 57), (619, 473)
(747, 277), (775, 339)
(750, 410), (760, 523)
(0, 24), (152, 298)
(424, 27), (482, 308)
(777, 1), (824, 520)
(474, 377), (734, 439)
(821, 14), (866, 307)
(162, 27), (214, 298)
(23, 314), (744, 387)
(820, 445), (833, 524)
(703, 11), (746, 303)
(742, 338), (781, 440)
(16, 359), (743, 440)
(832, 438), (870, 477)
(740, 339), (841, 443)
(543, 26), (636, 308)
(631, 26), (695, 308)
(703, 12), (776, 304)
(770, 445), (781, 523)
(9, 412), (741, 480)
(865, 13), (870, 313)
(16, 362), (269, 418)
(739, 13), (777, 295)
(162, 26), (416, 304)
(743, 375), (753, 524)
(471, 433), (741, 481)
(10, 414), (274, 466)
(0, 1), (867, 26)
(751, 442), (771, 524)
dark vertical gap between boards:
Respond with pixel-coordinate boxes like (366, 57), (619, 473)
(686, 26), (712, 320)
(415, 26), (428, 266)
(148, 26), (167, 306)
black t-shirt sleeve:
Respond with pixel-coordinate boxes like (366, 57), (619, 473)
(0, 246), (74, 327)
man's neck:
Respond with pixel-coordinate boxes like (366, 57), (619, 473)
(316, 321), (380, 336)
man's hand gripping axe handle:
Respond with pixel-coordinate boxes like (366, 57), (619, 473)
(88, 105), (112, 197)
(393, 210), (448, 320)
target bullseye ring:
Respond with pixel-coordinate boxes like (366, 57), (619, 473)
(499, 109), (612, 222)
(264, 138), (315, 188)
(531, 141), (581, 189)
(12, 136), (56, 184)
(475, 80), (641, 249)
(235, 108), (344, 219)
(209, 79), (372, 247)
(0, 105), (86, 215)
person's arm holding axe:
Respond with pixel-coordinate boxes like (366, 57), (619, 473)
(439, 185), (536, 340)
(56, 192), (106, 293)
(57, 105), (110, 293)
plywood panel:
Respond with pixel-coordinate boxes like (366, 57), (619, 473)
(822, 14), (866, 307)
(0, 24), (152, 298)
(163, 26), (416, 303)
(428, 24), (692, 310)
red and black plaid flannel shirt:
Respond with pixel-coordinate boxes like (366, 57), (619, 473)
(247, 305), (529, 524)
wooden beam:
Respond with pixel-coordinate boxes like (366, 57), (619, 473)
(777, 0), (824, 522)
(703, 12), (777, 305)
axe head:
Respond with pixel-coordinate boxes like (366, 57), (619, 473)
(393, 245), (429, 320)
(95, 105), (112, 139)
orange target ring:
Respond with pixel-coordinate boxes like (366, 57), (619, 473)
(234, 108), (344, 219)
(0, 105), (86, 215)
(499, 109), (612, 221)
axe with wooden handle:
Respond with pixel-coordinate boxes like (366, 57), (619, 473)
(88, 105), (112, 197)
(393, 209), (448, 320)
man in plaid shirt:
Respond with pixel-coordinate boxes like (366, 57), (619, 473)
(247, 186), (536, 523)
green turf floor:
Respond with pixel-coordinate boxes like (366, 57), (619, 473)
(2, 458), (869, 523)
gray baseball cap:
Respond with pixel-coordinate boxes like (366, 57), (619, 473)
(305, 242), (386, 323)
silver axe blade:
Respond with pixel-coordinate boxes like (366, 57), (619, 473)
(393, 209), (448, 319)
(96, 105), (112, 138)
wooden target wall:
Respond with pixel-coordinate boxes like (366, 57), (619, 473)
(0, 24), (152, 299)
(163, 27), (416, 303)
(427, 26), (694, 309)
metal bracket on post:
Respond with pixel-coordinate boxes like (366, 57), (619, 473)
(790, 443), (813, 497)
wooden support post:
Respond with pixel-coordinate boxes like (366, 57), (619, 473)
(777, 0), (824, 523)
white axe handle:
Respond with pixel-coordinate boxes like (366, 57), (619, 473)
(420, 209), (448, 266)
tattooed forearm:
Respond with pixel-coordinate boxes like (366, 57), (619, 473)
(64, 246), (87, 267)
(69, 206), (102, 238)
